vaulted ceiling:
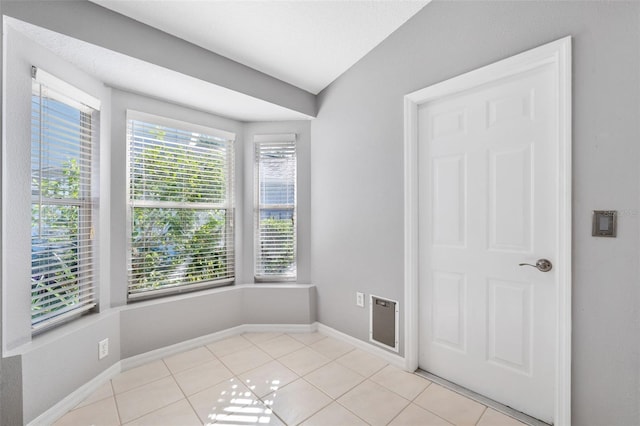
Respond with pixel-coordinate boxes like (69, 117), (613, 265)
(89, 1), (430, 95)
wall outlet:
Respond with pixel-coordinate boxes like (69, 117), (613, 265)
(98, 338), (109, 360)
(356, 292), (365, 308)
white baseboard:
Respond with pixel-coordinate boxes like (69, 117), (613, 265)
(316, 322), (407, 369)
(242, 323), (318, 334)
(27, 362), (121, 426)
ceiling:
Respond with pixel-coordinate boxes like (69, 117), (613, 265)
(89, 0), (430, 95)
(8, 17), (313, 121)
(9, 1), (430, 121)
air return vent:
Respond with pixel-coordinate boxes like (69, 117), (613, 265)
(369, 295), (399, 352)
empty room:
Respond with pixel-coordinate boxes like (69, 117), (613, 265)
(1, 1), (639, 425)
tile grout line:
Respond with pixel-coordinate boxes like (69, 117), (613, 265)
(165, 355), (202, 425)
(416, 369), (542, 426)
(332, 391), (374, 425)
(247, 341), (361, 426)
(115, 356), (195, 425)
(475, 406), (489, 426)
(255, 336), (399, 425)
(215, 381), (272, 425)
(403, 381), (461, 425)
(197, 339), (277, 425)
(290, 346), (454, 426)
(194, 338), (317, 424)
(287, 383), (333, 426)
(226, 336), (287, 426)
(303, 364), (367, 402)
(368, 370), (455, 425)
(109, 380), (124, 426)
(382, 397), (412, 426)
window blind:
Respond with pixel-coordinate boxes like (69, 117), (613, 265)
(127, 112), (235, 299)
(255, 134), (297, 280)
(31, 66), (100, 332)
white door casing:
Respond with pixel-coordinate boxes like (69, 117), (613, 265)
(403, 37), (571, 425)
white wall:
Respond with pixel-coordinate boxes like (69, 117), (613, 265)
(311, 2), (640, 425)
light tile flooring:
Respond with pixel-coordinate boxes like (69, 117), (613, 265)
(54, 332), (527, 426)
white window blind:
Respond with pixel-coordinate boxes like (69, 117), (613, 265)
(255, 134), (297, 280)
(127, 112), (235, 299)
(31, 66), (100, 332)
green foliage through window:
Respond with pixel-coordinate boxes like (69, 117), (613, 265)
(31, 78), (97, 330)
(258, 217), (295, 275)
(255, 139), (296, 279)
(128, 118), (234, 297)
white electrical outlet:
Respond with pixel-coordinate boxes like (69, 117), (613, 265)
(356, 292), (365, 308)
(98, 338), (109, 359)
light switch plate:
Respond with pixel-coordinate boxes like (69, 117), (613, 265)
(592, 210), (617, 237)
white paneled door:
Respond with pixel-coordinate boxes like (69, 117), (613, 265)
(418, 62), (558, 422)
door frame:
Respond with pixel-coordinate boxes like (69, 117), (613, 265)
(403, 37), (572, 426)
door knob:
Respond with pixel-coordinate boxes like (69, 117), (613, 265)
(519, 258), (552, 272)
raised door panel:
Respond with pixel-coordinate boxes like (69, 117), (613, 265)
(432, 271), (467, 353)
(487, 279), (532, 375)
(432, 155), (466, 247)
(488, 146), (532, 252)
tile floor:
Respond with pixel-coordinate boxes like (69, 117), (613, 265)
(54, 332), (527, 426)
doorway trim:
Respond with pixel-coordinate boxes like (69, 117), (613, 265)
(403, 37), (572, 426)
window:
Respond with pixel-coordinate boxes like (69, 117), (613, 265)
(30, 67), (100, 332)
(254, 134), (296, 280)
(127, 112), (235, 299)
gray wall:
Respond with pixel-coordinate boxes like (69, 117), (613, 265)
(121, 285), (316, 358)
(311, 1), (640, 425)
(21, 313), (120, 423)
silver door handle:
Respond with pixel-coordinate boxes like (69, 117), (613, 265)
(519, 258), (552, 272)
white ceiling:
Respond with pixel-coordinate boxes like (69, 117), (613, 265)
(89, 0), (430, 94)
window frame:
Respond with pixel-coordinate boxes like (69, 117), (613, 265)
(254, 133), (297, 282)
(30, 66), (100, 333)
(126, 110), (236, 301)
